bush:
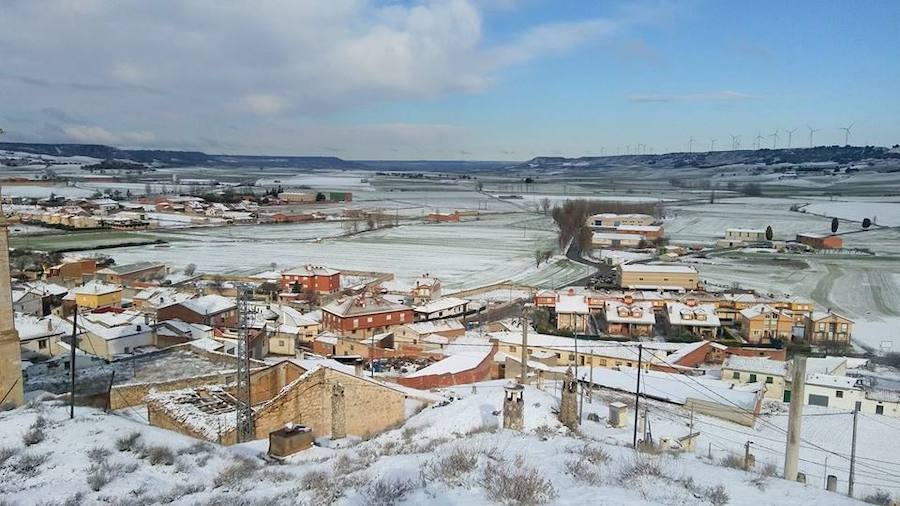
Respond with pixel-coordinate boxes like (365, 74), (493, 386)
(864, 490), (893, 505)
(718, 453), (745, 470)
(87, 446), (112, 464)
(141, 445), (175, 466)
(704, 484), (729, 506)
(12, 452), (48, 478)
(619, 456), (665, 481)
(365, 477), (416, 506)
(564, 459), (602, 485)
(482, 461), (557, 505)
(115, 431), (142, 452)
(177, 441), (214, 456)
(214, 457), (260, 488)
(300, 469), (344, 503)
(574, 444), (609, 464)
(22, 427), (45, 446)
(86, 463), (115, 491)
(154, 482), (206, 503)
(0, 446), (18, 466)
(422, 447), (478, 486)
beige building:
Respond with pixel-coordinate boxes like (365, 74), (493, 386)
(721, 356), (787, 400)
(555, 293), (590, 334)
(805, 311), (853, 346)
(739, 304), (794, 344)
(717, 228), (766, 248)
(616, 264), (700, 291)
(591, 232), (643, 249)
(589, 213), (655, 228)
(148, 361), (411, 445)
(664, 301), (721, 339)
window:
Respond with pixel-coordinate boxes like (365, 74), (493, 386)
(38, 340), (48, 350)
(876, 405), (884, 415)
(400, 313), (405, 322)
(386, 314), (392, 321)
(749, 374), (757, 383)
(509, 346), (516, 352)
(279, 339), (286, 347)
(765, 376), (773, 384)
(568, 354), (575, 361)
(353, 318), (359, 328)
(732, 372), (740, 380)
(841, 323), (848, 332)
(367, 317), (373, 323)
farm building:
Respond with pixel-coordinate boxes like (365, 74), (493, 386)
(717, 228), (766, 248)
(591, 232), (642, 248)
(796, 233), (843, 249)
(615, 225), (664, 240)
(95, 262), (167, 284)
(616, 264), (700, 291)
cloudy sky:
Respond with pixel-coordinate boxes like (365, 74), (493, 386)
(1, 0), (898, 159)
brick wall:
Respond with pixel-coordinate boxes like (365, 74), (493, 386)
(397, 344), (496, 389)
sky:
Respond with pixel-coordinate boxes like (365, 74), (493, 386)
(1, 0), (898, 160)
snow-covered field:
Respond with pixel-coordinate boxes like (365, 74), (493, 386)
(0, 386), (875, 505)
(800, 201), (900, 227)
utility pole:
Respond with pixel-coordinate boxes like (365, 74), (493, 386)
(235, 286), (253, 443)
(744, 441), (753, 471)
(370, 331), (376, 378)
(519, 305), (531, 384)
(632, 344), (643, 448)
(587, 363), (593, 404)
(69, 307), (78, 419)
(784, 355), (807, 481)
(849, 408), (859, 497)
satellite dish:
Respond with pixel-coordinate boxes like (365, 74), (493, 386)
(862, 218), (872, 229)
(831, 217), (839, 234)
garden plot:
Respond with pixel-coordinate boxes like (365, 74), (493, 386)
(94, 214), (581, 291)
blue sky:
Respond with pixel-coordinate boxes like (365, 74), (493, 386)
(1, 0), (898, 159)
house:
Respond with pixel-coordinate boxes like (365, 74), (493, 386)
(739, 304), (794, 344)
(73, 280), (123, 309)
(533, 289), (557, 308)
(11, 289), (43, 316)
(321, 293), (413, 338)
(721, 356), (788, 400)
(805, 311), (853, 346)
(393, 320), (466, 345)
(154, 319), (214, 348)
(616, 264), (700, 291)
(796, 233), (843, 250)
(602, 299), (655, 337)
(616, 225), (664, 241)
(588, 213), (655, 228)
(132, 287), (195, 311)
(555, 291), (589, 334)
(75, 310), (155, 359)
(157, 295), (238, 327)
(398, 342), (497, 389)
(717, 229), (766, 248)
(279, 265), (341, 294)
(664, 301), (720, 339)
(413, 297), (469, 322)
(489, 331), (665, 370)
(45, 258), (97, 282)
(591, 232), (642, 249)
(411, 274), (442, 304)
(95, 262), (168, 284)
(147, 361), (411, 445)
(278, 191), (316, 203)
(797, 374), (900, 417)
(16, 281), (68, 315)
(15, 313), (73, 360)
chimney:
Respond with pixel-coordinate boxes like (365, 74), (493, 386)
(354, 359), (363, 377)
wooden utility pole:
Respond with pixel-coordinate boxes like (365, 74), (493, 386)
(69, 308), (78, 419)
(849, 408), (859, 497)
(784, 355), (807, 481)
(632, 344), (643, 448)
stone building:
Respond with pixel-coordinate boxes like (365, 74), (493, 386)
(147, 361), (411, 445)
(0, 203), (24, 407)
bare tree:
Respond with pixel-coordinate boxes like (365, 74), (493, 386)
(540, 198), (551, 216)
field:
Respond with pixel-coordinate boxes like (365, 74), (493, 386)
(10, 230), (161, 251)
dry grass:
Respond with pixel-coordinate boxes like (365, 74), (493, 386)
(213, 456), (260, 489)
(422, 447), (479, 486)
(364, 477), (416, 506)
(564, 459), (602, 486)
(140, 445), (175, 466)
(481, 460), (557, 505)
(114, 431), (142, 452)
(86, 463), (115, 492)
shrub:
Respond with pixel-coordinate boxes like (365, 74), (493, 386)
(300, 469), (329, 490)
(12, 452), (48, 478)
(22, 427), (45, 446)
(619, 456), (665, 481)
(142, 445), (175, 466)
(115, 431), (142, 452)
(0, 447), (18, 466)
(704, 484), (729, 506)
(365, 477), (416, 506)
(86, 463), (115, 491)
(213, 457), (260, 488)
(718, 453), (745, 470)
(155, 482), (206, 503)
(482, 461), (557, 505)
(864, 490), (893, 506)
(464, 423), (497, 436)
(423, 447), (478, 486)
(300, 469), (344, 503)
(87, 446), (111, 464)
(574, 444), (609, 464)
(178, 442), (214, 456)
(564, 459), (602, 485)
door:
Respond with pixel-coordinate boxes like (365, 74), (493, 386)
(783, 390), (791, 403)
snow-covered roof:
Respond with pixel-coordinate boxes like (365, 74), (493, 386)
(96, 261), (164, 276)
(723, 356), (787, 376)
(604, 300), (655, 324)
(664, 341), (712, 365)
(14, 313), (73, 341)
(73, 280), (121, 296)
(666, 302), (720, 327)
(189, 337), (224, 353)
(414, 297), (469, 314)
(616, 225), (662, 232)
(739, 304), (785, 320)
(489, 331), (661, 363)
(282, 264), (340, 277)
(77, 311), (151, 341)
(804, 357), (847, 375)
(805, 374), (859, 390)
(18, 281), (68, 297)
(414, 276), (440, 287)
(619, 263), (697, 274)
(727, 228), (765, 234)
(809, 311), (853, 322)
(404, 348), (491, 379)
(176, 295), (236, 316)
(556, 294), (589, 314)
(133, 287), (194, 307)
(323, 294), (410, 318)
(592, 232), (642, 241)
(402, 319), (465, 335)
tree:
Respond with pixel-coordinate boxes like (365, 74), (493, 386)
(534, 250), (543, 268)
(831, 217), (839, 234)
(726, 181), (737, 192)
(366, 217), (375, 230)
(862, 218), (872, 229)
(291, 282), (302, 294)
(709, 190), (716, 204)
(765, 226), (773, 241)
(183, 263), (196, 276)
(540, 198), (551, 216)
(476, 181), (484, 191)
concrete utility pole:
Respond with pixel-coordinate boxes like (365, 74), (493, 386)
(519, 305), (531, 384)
(849, 407), (859, 497)
(784, 355), (807, 481)
(632, 344), (643, 448)
(69, 308), (79, 419)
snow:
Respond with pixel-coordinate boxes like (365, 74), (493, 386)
(620, 263), (697, 274)
(801, 201), (900, 227)
(176, 295), (235, 315)
(403, 350), (490, 378)
(723, 356), (787, 376)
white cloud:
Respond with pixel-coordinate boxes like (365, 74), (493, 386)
(626, 90), (757, 103)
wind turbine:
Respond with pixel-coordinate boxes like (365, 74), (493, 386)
(754, 131), (764, 150)
(710, 138), (716, 151)
(771, 130), (780, 149)
(840, 123), (855, 145)
(688, 137), (695, 153)
(784, 127), (798, 148)
(730, 134), (741, 151)
(807, 125), (820, 148)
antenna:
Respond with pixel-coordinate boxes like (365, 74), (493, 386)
(840, 122), (855, 146)
(784, 128), (798, 148)
(235, 285), (254, 443)
(807, 125), (820, 148)
(771, 130), (780, 149)
(730, 134), (741, 151)
(709, 138), (716, 151)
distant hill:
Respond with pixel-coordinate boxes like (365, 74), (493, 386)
(517, 146), (900, 172)
(0, 142), (362, 169)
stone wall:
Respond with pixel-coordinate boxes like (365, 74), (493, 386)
(111, 371), (237, 410)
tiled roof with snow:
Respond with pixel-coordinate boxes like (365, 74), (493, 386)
(404, 349), (491, 379)
(414, 297), (469, 314)
(803, 357), (848, 375)
(96, 261), (165, 275)
(323, 294), (410, 318)
(604, 300), (655, 324)
(73, 280), (121, 296)
(809, 311), (853, 322)
(555, 294), (589, 314)
(77, 311), (151, 341)
(134, 287), (194, 307)
(14, 313), (73, 341)
(176, 295), (236, 316)
(283, 264), (340, 276)
(489, 331), (662, 363)
(723, 356), (787, 376)
(739, 304), (784, 320)
(666, 302), (721, 327)
(403, 319), (465, 335)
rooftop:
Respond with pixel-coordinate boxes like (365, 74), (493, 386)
(414, 297), (469, 314)
(282, 264), (340, 277)
(723, 356), (787, 376)
(96, 261), (165, 276)
(604, 300), (655, 324)
(176, 295), (236, 316)
(14, 313), (73, 341)
(555, 294), (589, 314)
(322, 294), (410, 318)
(666, 302), (721, 327)
(73, 280), (121, 296)
(619, 263), (697, 274)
